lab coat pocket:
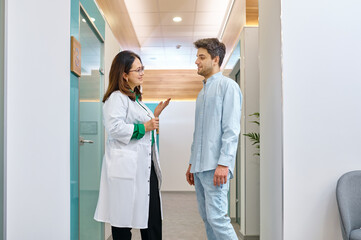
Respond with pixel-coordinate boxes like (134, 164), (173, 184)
(107, 149), (138, 179)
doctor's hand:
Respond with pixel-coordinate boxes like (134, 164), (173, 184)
(154, 98), (171, 117)
(186, 164), (194, 185)
(144, 117), (159, 132)
(213, 165), (229, 186)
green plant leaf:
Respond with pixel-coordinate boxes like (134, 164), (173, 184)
(249, 112), (260, 118)
(250, 121), (260, 125)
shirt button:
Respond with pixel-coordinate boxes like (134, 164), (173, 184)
(149, 153), (151, 156)
(148, 180), (150, 182)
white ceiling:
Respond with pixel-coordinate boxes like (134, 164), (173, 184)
(124, 0), (232, 69)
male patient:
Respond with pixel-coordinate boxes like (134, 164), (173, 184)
(186, 38), (242, 240)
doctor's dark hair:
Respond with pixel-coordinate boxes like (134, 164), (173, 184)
(103, 50), (142, 103)
(194, 38), (226, 67)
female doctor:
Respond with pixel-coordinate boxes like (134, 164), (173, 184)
(94, 50), (170, 240)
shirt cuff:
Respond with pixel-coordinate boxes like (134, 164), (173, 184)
(131, 124), (145, 140)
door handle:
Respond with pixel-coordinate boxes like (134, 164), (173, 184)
(79, 136), (94, 145)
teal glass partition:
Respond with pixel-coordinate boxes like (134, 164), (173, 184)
(145, 103), (160, 150)
(0, 0), (5, 239)
(70, 1), (80, 239)
(78, 7), (104, 239)
(70, 1), (105, 240)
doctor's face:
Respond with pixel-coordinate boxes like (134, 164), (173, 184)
(127, 58), (144, 90)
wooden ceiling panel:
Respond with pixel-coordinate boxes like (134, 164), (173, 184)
(95, 0), (140, 51)
(141, 69), (204, 101)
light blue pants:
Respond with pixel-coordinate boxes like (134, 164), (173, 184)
(194, 170), (238, 240)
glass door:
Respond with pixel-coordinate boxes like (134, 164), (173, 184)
(78, 7), (104, 240)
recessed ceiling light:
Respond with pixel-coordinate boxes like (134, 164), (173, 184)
(82, 18), (86, 23)
(90, 17), (95, 22)
(173, 17), (182, 22)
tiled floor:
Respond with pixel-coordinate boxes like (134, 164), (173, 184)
(109, 191), (241, 240)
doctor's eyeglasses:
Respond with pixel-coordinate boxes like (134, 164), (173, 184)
(129, 66), (145, 74)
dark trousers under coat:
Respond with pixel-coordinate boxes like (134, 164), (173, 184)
(111, 160), (162, 240)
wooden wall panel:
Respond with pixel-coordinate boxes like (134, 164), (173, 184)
(142, 70), (204, 101)
(246, 0), (259, 26)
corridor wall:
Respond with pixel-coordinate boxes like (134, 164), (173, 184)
(239, 27), (260, 238)
(159, 101), (196, 191)
(103, 22), (121, 240)
(4, 0), (71, 239)
(259, 0), (361, 239)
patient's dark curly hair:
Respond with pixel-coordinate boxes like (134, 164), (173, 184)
(194, 38), (226, 67)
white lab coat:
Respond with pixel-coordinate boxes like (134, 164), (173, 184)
(94, 90), (162, 228)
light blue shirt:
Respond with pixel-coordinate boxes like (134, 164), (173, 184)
(189, 72), (242, 178)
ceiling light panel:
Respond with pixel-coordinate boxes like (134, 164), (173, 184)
(160, 13), (195, 26)
(158, 0), (196, 12)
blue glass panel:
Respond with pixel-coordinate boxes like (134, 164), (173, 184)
(78, 8), (104, 240)
(80, 0), (105, 39)
(145, 103), (160, 150)
(70, 73), (79, 240)
(71, 1), (105, 239)
(70, 0), (80, 239)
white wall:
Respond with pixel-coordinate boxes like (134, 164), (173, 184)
(159, 101), (196, 191)
(281, 0), (361, 239)
(239, 27), (260, 237)
(0, 0), (4, 239)
(103, 22), (121, 240)
(260, 0), (361, 239)
(5, 0), (70, 239)
(104, 22), (121, 93)
(258, 0), (283, 238)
